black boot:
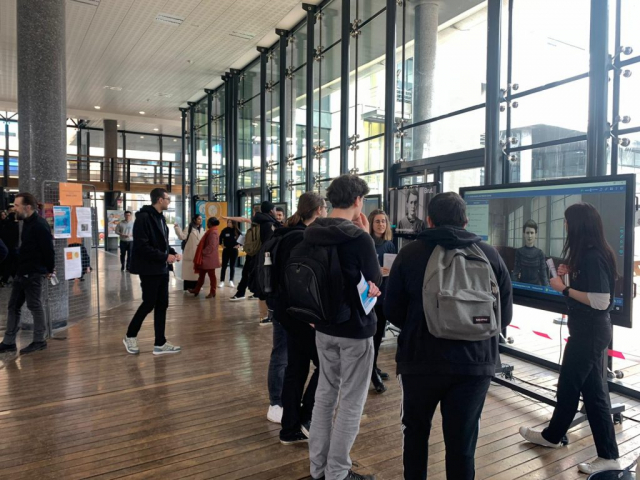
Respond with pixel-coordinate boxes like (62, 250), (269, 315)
(371, 369), (387, 394)
(376, 367), (389, 381)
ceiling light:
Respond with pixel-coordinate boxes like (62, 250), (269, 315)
(140, 136), (145, 139)
(155, 13), (185, 27)
(139, 111), (145, 115)
(173, 139), (177, 142)
(117, 124), (120, 127)
(153, 128), (159, 131)
(94, 106), (100, 110)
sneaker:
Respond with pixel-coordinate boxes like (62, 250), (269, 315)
(229, 281), (235, 288)
(577, 457), (622, 474)
(259, 317), (272, 326)
(229, 295), (245, 301)
(218, 282), (224, 288)
(153, 342), (181, 355)
(345, 471), (375, 480)
(0, 342), (17, 354)
(267, 405), (283, 424)
(19, 341), (47, 355)
(519, 426), (562, 448)
(123, 336), (140, 355)
(301, 420), (311, 438)
(248, 295), (258, 300)
(280, 430), (309, 445)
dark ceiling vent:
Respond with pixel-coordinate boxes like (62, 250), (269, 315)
(155, 13), (185, 27)
(70, 0), (101, 6)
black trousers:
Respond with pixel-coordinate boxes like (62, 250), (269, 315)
(235, 255), (255, 297)
(280, 325), (319, 438)
(400, 374), (491, 480)
(126, 273), (169, 346)
(220, 247), (239, 282)
(120, 241), (133, 270)
(542, 316), (619, 460)
(373, 302), (387, 372)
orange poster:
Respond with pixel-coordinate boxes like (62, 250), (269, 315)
(59, 183), (83, 206)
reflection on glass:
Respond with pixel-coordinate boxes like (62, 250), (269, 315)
(442, 167), (484, 193)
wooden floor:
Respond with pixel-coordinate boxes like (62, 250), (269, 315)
(2, 286), (640, 479)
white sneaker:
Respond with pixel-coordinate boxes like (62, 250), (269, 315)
(577, 457), (622, 474)
(218, 282), (224, 288)
(519, 427), (562, 448)
(123, 336), (139, 355)
(153, 342), (181, 355)
(229, 281), (235, 288)
(267, 405), (283, 424)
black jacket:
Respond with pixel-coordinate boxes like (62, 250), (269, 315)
(129, 205), (176, 276)
(1, 214), (19, 251)
(17, 212), (55, 276)
(219, 227), (239, 249)
(385, 226), (513, 377)
(304, 217), (383, 339)
(251, 211), (279, 244)
(0, 238), (7, 263)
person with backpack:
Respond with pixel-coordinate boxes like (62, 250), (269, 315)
(519, 203), (621, 475)
(218, 219), (241, 288)
(256, 193), (327, 443)
(174, 215), (204, 292)
(367, 209), (397, 394)
(384, 192), (513, 480)
(288, 175), (381, 480)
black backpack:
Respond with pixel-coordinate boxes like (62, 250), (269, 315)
(283, 240), (349, 326)
(256, 230), (304, 298)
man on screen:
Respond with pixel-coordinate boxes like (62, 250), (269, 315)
(512, 220), (549, 286)
(397, 188), (426, 233)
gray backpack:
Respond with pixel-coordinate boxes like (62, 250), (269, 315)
(423, 243), (500, 341)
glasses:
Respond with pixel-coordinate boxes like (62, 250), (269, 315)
(163, 197), (171, 203)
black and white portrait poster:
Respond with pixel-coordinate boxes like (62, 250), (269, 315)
(390, 185), (438, 234)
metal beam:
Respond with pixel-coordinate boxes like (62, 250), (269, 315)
(179, 107), (188, 228)
(205, 89), (214, 200)
(586, 0), (609, 177)
(484, 0), (502, 186)
(258, 47), (269, 202)
(303, 4), (316, 192)
(340, 0), (351, 175)
(188, 101), (197, 216)
(383, 0), (397, 202)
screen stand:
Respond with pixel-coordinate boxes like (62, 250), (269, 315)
(494, 343), (626, 445)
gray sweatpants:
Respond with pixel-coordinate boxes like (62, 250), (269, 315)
(309, 331), (374, 480)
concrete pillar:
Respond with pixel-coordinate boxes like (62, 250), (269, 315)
(412, 1), (439, 161)
(17, 0), (67, 193)
(16, 0), (68, 334)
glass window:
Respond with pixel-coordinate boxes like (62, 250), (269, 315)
(511, 0), (590, 90)
(315, 0), (342, 49)
(125, 134), (161, 160)
(618, 62), (639, 131)
(442, 167), (484, 193)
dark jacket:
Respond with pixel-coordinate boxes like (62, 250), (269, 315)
(273, 223), (311, 338)
(17, 212), (55, 276)
(0, 238), (7, 263)
(385, 226), (513, 377)
(1, 214), (19, 251)
(373, 237), (397, 305)
(304, 217), (383, 339)
(251, 211), (280, 244)
(129, 205), (176, 276)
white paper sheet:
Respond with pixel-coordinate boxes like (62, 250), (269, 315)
(64, 247), (82, 280)
(357, 273), (377, 315)
(76, 207), (92, 238)
(382, 253), (397, 276)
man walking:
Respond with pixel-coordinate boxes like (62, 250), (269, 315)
(0, 193), (55, 355)
(115, 210), (134, 271)
(385, 192), (513, 480)
(305, 175), (382, 480)
(124, 188), (182, 356)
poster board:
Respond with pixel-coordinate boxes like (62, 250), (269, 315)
(196, 201), (228, 223)
(107, 210), (124, 237)
(53, 206), (72, 239)
(59, 183), (83, 206)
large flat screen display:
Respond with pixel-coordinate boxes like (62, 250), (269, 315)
(461, 175), (636, 327)
(389, 183), (440, 236)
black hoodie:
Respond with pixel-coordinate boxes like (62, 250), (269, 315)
(129, 205), (176, 276)
(304, 217), (382, 339)
(251, 211), (279, 244)
(385, 226), (513, 376)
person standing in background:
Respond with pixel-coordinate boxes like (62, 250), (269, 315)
(115, 211), (134, 272)
(174, 215), (205, 292)
(368, 209), (397, 394)
(219, 219), (241, 288)
(275, 206), (285, 225)
(0, 193), (55, 355)
(190, 217), (221, 298)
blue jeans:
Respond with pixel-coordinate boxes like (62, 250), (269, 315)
(268, 311), (288, 406)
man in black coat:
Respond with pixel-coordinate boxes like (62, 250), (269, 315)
(385, 192), (513, 480)
(0, 193), (55, 355)
(124, 188), (182, 356)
